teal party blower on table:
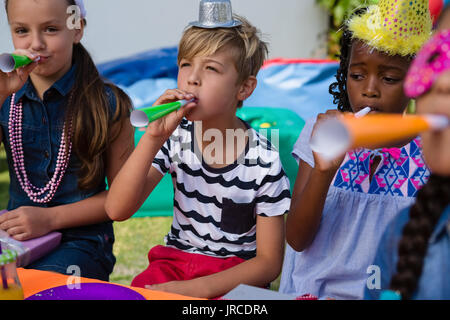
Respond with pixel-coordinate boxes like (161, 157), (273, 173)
(0, 53), (40, 73)
(130, 99), (196, 127)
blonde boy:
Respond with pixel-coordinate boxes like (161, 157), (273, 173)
(106, 15), (291, 299)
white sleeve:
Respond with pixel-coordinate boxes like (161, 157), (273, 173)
(292, 117), (316, 168)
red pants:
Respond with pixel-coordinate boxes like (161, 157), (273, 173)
(131, 245), (245, 288)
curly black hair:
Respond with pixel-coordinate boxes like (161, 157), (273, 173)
(328, 26), (354, 113)
(328, 8), (369, 113)
(389, 174), (450, 299)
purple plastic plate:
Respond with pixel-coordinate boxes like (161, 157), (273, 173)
(25, 283), (146, 300)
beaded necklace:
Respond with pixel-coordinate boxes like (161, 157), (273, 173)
(8, 93), (73, 203)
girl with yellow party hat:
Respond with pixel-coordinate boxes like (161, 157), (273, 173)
(279, 0), (433, 300)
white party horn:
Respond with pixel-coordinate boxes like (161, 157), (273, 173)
(354, 106), (372, 118)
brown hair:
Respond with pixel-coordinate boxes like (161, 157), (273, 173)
(5, 0), (132, 190)
(69, 43), (131, 189)
(178, 14), (268, 107)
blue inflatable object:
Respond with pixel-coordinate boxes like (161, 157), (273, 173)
(98, 48), (339, 217)
(246, 59), (339, 121)
(98, 47), (179, 87)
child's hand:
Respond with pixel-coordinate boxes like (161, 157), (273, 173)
(311, 109), (347, 174)
(146, 279), (207, 298)
(0, 49), (39, 99)
(144, 89), (197, 142)
(0, 206), (52, 241)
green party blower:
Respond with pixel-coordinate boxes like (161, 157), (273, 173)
(0, 53), (40, 73)
(130, 99), (195, 127)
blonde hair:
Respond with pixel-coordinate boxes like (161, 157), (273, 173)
(178, 15), (268, 107)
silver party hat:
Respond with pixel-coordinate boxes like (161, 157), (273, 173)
(189, 0), (242, 29)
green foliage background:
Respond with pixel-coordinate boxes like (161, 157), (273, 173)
(316, 0), (379, 58)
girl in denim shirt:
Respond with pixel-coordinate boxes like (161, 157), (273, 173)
(365, 5), (450, 300)
(0, 0), (134, 281)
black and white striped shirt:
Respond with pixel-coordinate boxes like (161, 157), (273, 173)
(153, 119), (291, 260)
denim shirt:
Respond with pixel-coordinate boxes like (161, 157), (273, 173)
(0, 65), (115, 244)
(365, 205), (450, 300)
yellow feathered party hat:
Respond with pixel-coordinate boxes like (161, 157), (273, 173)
(347, 0), (432, 56)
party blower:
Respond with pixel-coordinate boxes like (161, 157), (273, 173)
(309, 113), (449, 160)
(130, 99), (195, 127)
(0, 53), (40, 73)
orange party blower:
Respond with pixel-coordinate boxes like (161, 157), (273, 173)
(310, 114), (449, 160)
